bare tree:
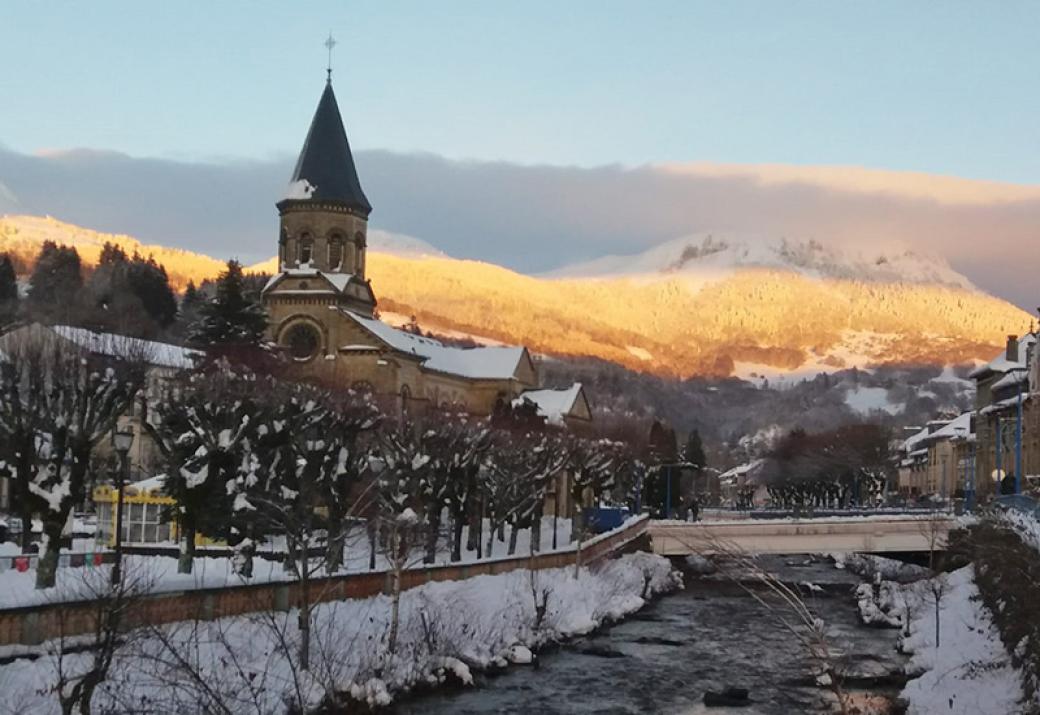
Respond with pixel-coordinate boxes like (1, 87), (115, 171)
(917, 511), (950, 648)
(45, 561), (155, 714)
(0, 333), (144, 588)
(140, 363), (258, 575)
(371, 424), (431, 653)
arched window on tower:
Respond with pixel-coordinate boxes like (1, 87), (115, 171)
(354, 231), (366, 275)
(328, 234), (343, 270)
(298, 233), (313, 265)
(279, 226), (289, 268)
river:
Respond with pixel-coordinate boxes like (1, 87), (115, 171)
(393, 556), (908, 714)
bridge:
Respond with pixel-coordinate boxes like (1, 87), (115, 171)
(647, 515), (956, 556)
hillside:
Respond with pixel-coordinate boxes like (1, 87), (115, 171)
(0, 214), (1031, 379)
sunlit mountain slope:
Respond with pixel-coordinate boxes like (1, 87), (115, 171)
(0, 214), (1031, 378)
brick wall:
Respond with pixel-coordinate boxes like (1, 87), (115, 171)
(0, 517), (649, 648)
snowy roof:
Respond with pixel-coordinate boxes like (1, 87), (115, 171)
(342, 310), (528, 380)
(719, 459), (764, 482)
(126, 476), (166, 495)
(513, 383), (587, 425)
(263, 269), (354, 294)
(980, 393), (1033, 416)
(53, 325), (199, 370)
(991, 368), (1029, 393)
(924, 411), (974, 443)
(969, 333), (1036, 379)
(902, 424), (935, 454)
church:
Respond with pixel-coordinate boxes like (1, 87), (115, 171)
(262, 77), (590, 425)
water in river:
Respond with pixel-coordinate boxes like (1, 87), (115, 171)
(393, 556), (907, 714)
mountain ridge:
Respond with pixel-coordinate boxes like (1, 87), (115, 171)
(548, 233), (976, 291)
(0, 214), (1031, 379)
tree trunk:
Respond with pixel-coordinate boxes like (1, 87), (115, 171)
(530, 505), (544, 555)
(450, 511), (464, 563)
(507, 522), (519, 556)
(466, 503), (480, 552)
(368, 521), (378, 571)
(423, 509), (441, 565)
(299, 554), (311, 670)
(18, 506), (33, 554)
(485, 523), (495, 558)
(35, 517), (65, 589)
(572, 498), (585, 544)
(326, 515), (344, 574)
(388, 530), (402, 654)
(178, 524), (196, 575)
(934, 597), (941, 648)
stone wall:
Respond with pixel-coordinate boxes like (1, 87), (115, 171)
(0, 517), (649, 648)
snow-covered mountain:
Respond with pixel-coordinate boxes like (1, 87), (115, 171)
(0, 215), (1031, 380)
(549, 233), (976, 290)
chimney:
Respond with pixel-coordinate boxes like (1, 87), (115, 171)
(1006, 334), (1018, 362)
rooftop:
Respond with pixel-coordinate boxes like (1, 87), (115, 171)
(281, 81), (371, 215)
(342, 310), (528, 381)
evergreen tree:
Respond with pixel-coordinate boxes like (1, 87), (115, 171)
(26, 241), (83, 322)
(0, 253), (19, 324)
(126, 254), (177, 328)
(85, 244), (177, 335)
(684, 429), (706, 469)
(190, 259), (267, 347)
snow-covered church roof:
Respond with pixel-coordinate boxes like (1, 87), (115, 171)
(342, 310), (529, 381)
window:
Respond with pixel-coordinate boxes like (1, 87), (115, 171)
(284, 322), (321, 360)
(328, 234), (343, 269)
(299, 234), (313, 265)
(351, 380), (375, 394)
(121, 501), (170, 544)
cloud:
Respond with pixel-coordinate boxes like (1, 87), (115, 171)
(0, 146), (1037, 311)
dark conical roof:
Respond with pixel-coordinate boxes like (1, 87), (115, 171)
(285, 81), (371, 215)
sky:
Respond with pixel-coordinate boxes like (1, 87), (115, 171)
(4, 1), (1040, 181)
(1, 2), (1039, 310)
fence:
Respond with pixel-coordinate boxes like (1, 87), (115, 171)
(0, 516), (649, 648)
(0, 550), (114, 575)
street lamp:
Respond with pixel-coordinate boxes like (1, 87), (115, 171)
(111, 426), (134, 586)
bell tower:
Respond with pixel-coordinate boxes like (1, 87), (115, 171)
(263, 69), (379, 366)
(267, 75), (377, 317)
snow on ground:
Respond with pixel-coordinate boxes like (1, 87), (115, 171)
(999, 509), (1040, 553)
(899, 566), (1025, 715)
(0, 552), (679, 713)
(0, 517), (575, 610)
(844, 386), (903, 416)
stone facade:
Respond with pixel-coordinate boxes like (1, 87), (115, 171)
(971, 333), (1040, 499)
(263, 81), (544, 417)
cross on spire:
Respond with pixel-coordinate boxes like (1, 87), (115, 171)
(325, 32), (337, 82)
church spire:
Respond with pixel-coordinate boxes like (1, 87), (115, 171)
(280, 77), (371, 216)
